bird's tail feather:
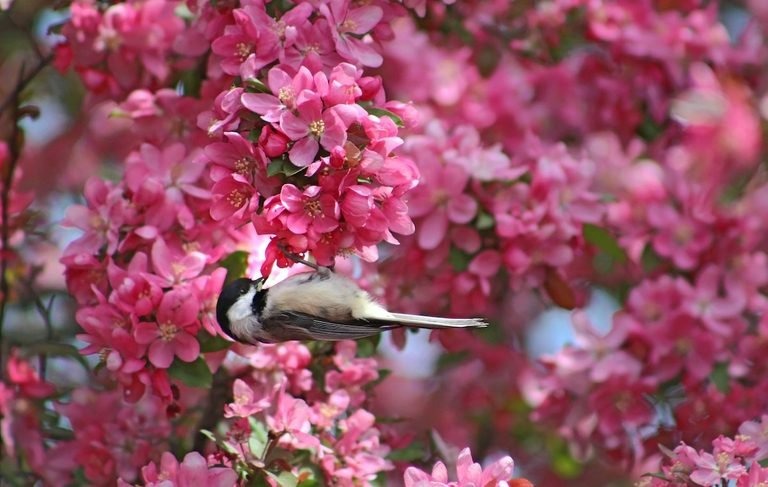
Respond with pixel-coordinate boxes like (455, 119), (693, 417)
(385, 312), (488, 329)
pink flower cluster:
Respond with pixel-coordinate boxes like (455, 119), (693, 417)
(404, 448), (518, 487)
(520, 60), (768, 464)
(0, 352), (61, 484)
(376, 122), (601, 323)
(205, 62), (418, 271)
(371, 0), (768, 479)
(120, 452), (238, 487)
(56, 388), (173, 485)
(59, 0), (189, 96)
(62, 142), (237, 401)
(54, 0), (429, 485)
(33, 0), (768, 485)
(218, 341), (391, 485)
(642, 416), (768, 486)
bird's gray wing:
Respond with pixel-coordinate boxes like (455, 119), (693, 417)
(262, 311), (399, 342)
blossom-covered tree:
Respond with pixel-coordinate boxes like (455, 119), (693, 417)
(2, 0), (768, 485)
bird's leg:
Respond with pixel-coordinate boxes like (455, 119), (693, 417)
(277, 242), (326, 271)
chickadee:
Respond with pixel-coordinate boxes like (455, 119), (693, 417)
(216, 266), (488, 344)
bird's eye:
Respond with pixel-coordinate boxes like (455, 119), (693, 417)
(239, 287), (248, 294)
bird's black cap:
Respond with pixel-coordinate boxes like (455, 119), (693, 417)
(216, 278), (256, 341)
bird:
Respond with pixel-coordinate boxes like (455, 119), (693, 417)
(215, 260), (488, 344)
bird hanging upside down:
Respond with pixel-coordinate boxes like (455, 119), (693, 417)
(215, 251), (488, 344)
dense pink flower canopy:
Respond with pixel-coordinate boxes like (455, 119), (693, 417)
(3, 0), (768, 486)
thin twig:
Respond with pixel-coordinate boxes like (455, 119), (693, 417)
(0, 54), (53, 116)
(0, 40), (52, 374)
(4, 13), (46, 61)
(0, 62), (25, 376)
(277, 241), (321, 271)
(20, 275), (56, 379)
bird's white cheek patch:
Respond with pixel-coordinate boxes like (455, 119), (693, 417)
(227, 290), (255, 323)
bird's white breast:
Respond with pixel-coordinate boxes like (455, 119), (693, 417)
(227, 289), (263, 342)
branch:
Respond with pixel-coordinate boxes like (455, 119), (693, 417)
(20, 272), (56, 380)
(0, 53), (53, 373)
(0, 53), (53, 116)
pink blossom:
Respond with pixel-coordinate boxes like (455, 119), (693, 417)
(62, 177), (129, 257)
(737, 464), (768, 487)
(281, 19), (339, 71)
(241, 66), (314, 123)
(275, 184), (340, 235)
(279, 94), (347, 166)
(224, 379), (272, 418)
(648, 203), (712, 270)
(683, 266), (746, 337)
(204, 131), (263, 183)
(690, 450), (746, 485)
(210, 174), (255, 221)
(137, 451), (238, 487)
(7, 352), (56, 399)
(320, 0), (384, 67)
(408, 159), (477, 250)
(739, 415), (768, 459)
(150, 238), (206, 287)
(211, 6), (268, 76)
(404, 447), (515, 486)
(192, 267), (228, 337)
(134, 289), (201, 369)
(268, 391), (320, 450)
(76, 300), (145, 374)
(108, 254), (163, 316)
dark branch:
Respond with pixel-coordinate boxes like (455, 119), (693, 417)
(0, 53), (53, 116)
(0, 44), (53, 376)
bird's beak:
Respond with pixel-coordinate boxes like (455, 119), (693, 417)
(251, 278), (264, 291)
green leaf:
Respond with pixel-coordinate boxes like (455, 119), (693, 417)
(248, 417), (269, 458)
(709, 362), (730, 394)
(198, 331), (232, 353)
(168, 357), (213, 389)
(267, 159), (286, 177)
(282, 161), (306, 177)
(356, 335), (380, 358)
(245, 78), (270, 93)
(363, 107), (404, 127)
(266, 471), (299, 487)
(43, 426), (75, 441)
(436, 351), (470, 370)
(657, 443), (676, 459)
(200, 429), (217, 442)
(582, 224), (627, 263)
(221, 250), (249, 283)
(475, 211), (495, 230)
(387, 442), (425, 462)
(550, 443), (582, 478)
(174, 3), (195, 20)
(200, 429), (241, 456)
(248, 127), (264, 142)
(641, 245), (663, 273)
(637, 116), (665, 142)
(297, 478), (320, 487)
(267, 158), (306, 178)
(449, 247), (472, 272)
(592, 252), (615, 274)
